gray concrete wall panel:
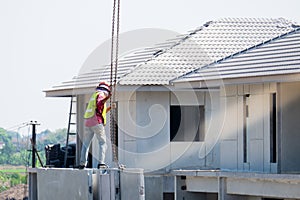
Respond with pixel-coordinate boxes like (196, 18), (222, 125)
(249, 140), (264, 172)
(37, 168), (93, 200)
(280, 82), (300, 173)
(186, 176), (218, 193)
(144, 176), (163, 200)
(120, 168), (145, 200)
(227, 177), (300, 199)
(220, 141), (238, 170)
(221, 96), (238, 140)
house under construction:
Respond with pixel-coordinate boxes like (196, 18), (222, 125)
(28, 18), (300, 200)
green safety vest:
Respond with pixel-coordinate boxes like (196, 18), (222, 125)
(84, 91), (107, 125)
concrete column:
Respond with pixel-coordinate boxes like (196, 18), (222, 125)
(76, 94), (86, 165)
(218, 177), (226, 200)
(28, 171), (37, 200)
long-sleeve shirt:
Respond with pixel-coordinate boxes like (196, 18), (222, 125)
(85, 92), (108, 127)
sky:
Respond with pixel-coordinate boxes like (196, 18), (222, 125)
(0, 0), (299, 133)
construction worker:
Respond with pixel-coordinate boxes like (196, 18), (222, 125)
(79, 81), (112, 169)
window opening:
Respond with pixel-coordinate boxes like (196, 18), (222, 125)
(243, 94), (250, 163)
(270, 93), (277, 163)
(170, 105), (205, 142)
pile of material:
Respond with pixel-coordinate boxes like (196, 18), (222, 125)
(0, 184), (28, 200)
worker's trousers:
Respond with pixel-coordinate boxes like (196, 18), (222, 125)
(79, 123), (107, 166)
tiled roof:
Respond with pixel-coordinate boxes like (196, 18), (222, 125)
(45, 31), (188, 95)
(173, 28), (300, 83)
(45, 18), (298, 96)
(119, 18), (297, 85)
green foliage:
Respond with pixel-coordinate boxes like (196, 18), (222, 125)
(0, 185), (9, 193)
(0, 127), (67, 193)
(0, 171), (27, 192)
(0, 127), (67, 166)
(0, 129), (16, 165)
(37, 128), (67, 148)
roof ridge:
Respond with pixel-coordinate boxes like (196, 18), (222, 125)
(215, 17), (299, 29)
(216, 17), (290, 22)
(118, 21), (212, 83)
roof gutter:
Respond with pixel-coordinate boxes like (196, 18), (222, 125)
(173, 73), (300, 89)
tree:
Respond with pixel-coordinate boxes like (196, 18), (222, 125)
(0, 128), (16, 165)
(0, 127), (68, 165)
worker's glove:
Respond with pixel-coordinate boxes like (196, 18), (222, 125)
(111, 102), (117, 109)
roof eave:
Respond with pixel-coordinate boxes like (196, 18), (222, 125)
(173, 73), (300, 88)
(44, 86), (95, 97)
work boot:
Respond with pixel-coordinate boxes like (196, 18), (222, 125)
(97, 163), (108, 169)
(78, 164), (85, 169)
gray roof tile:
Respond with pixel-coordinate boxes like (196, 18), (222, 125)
(46, 33), (189, 93)
(119, 18), (297, 85)
(174, 28), (300, 83)
(46, 18), (298, 95)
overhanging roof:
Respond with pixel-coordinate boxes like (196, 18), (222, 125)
(45, 18), (299, 97)
(119, 18), (297, 85)
(173, 28), (300, 86)
(44, 30), (188, 97)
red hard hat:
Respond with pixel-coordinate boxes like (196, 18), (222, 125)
(96, 81), (111, 93)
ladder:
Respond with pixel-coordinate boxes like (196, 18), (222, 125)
(63, 96), (77, 167)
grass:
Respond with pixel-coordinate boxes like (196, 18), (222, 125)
(0, 165), (27, 173)
(0, 165), (28, 193)
(0, 168), (26, 173)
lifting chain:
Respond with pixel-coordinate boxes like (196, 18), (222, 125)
(110, 0), (121, 164)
